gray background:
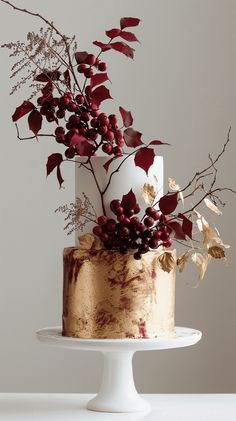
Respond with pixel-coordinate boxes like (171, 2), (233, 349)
(0, 0), (235, 393)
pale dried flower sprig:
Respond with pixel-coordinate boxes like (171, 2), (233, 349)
(2, 25), (77, 97)
(55, 193), (97, 235)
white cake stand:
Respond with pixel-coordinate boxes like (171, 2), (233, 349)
(36, 326), (201, 413)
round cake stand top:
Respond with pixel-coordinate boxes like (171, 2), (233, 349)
(36, 326), (202, 351)
(36, 326), (202, 413)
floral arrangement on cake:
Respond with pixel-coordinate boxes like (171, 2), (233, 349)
(1, 0), (235, 279)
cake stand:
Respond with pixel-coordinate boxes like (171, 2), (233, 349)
(36, 326), (201, 413)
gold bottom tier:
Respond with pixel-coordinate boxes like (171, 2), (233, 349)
(63, 247), (176, 339)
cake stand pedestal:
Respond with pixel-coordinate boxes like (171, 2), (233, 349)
(36, 326), (201, 413)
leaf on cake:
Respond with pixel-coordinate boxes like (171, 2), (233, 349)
(177, 251), (189, 272)
(204, 198), (222, 215)
(121, 189), (137, 210)
(208, 245), (226, 259)
(191, 252), (210, 280)
(134, 147), (155, 175)
(158, 252), (175, 273)
(142, 183), (156, 206)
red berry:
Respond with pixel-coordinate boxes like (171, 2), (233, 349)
(109, 114), (118, 126)
(93, 226), (103, 236)
(98, 62), (107, 72)
(90, 118), (98, 128)
(133, 204), (141, 214)
(144, 216), (155, 227)
(98, 215), (108, 226)
(69, 114), (80, 125)
(149, 238), (159, 249)
(99, 115), (110, 126)
(98, 125), (108, 135)
(125, 209), (134, 217)
(87, 128), (98, 141)
(120, 226), (130, 237)
(67, 102), (77, 112)
(123, 217), (131, 225)
(100, 232), (109, 241)
(115, 130), (123, 140)
(153, 230), (161, 239)
(110, 199), (120, 212)
(113, 146), (122, 156)
(46, 111), (55, 122)
(145, 207), (153, 216)
(75, 94), (85, 104)
(105, 130), (115, 142)
(117, 214), (125, 222)
(91, 110), (99, 117)
(130, 216), (140, 226)
(55, 126), (65, 135)
(84, 67), (93, 78)
(160, 231), (169, 241)
(85, 54), (96, 66)
(60, 96), (70, 107)
(106, 219), (116, 232)
(163, 239), (172, 248)
(102, 143), (113, 155)
(56, 133), (65, 143)
(150, 210), (160, 221)
(56, 109), (65, 119)
(116, 138), (125, 147)
(81, 112), (90, 122)
(65, 148), (75, 159)
(77, 64), (87, 73)
(115, 206), (124, 216)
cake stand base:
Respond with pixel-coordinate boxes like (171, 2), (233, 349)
(36, 327), (201, 413)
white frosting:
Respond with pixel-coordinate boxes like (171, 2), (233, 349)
(75, 155), (163, 246)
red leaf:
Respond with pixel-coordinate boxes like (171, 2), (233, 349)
(121, 189), (137, 210)
(28, 110), (42, 135)
(93, 41), (112, 51)
(41, 81), (53, 97)
(124, 128), (143, 147)
(120, 17), (141, 30)
(167, 221), (186, 240)
(103, 155), (121, 172)
(12, 101), (35, 122)
(178, 213), (193, 239)
(90, 85), (112, 107)
(63, 70), (71, 88)
(119, 106), (133, 127)
(46, 153), (64, 187)
(90, 73), (109, 89)
(70, 134), (87, 147)
(110, 41), (135, 59)
(35, 70), (60, 82)
(77, 140), (95, 156)
(120, 31), (139, 42)
(105, 28), (121, 38)
(134, 147), (155, 175)
(149, 140), (170, 146)
(75, 51), (89, 64)
(159, 193), (178, 215)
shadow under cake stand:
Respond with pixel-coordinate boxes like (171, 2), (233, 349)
(36, 326), (201, 413)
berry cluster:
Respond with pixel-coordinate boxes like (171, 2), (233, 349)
(93, 200), (173, 259)
(77, 53), (107, 77)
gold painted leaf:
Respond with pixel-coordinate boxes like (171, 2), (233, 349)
(177, 251), (189, 272)
(204, 198), (222, 215)
(191, 252), (210, 280)
(158, 252), (175, 273)
(142, 183), (156, 206)
(208, 245), (226, 259)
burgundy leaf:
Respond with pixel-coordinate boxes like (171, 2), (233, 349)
(178, 213), (193, 239)
(120, 31), (139, 42)
(35, 70), (60, 82)
(167, 221), (186, 240)
(110, 41), (135, 59)
(149, 140), (170, 146)
(124, 128), (143, 147)
(119, 106), (133, 127)
(121, 189), (137, 210)
(28, 110), (42, 135)
(46, 153), (64, 187)
(70, 133), (87, 147)
(93, 41), (112, 51)
(90, 73), (109, 89)
(90, 85), (112, 107)
(41, 81), (53, 97)
(75, 51), (89, 64)
(77, 140), (95, 156)
(134, 147), (155, 175)
(159, 193), (178, 215)
(103, 155), (121, 172)
(12, 100), (35, 122)
(63, 70), (71, 88)
(120, 17), (141, 30)
(105, 28), (121, 38)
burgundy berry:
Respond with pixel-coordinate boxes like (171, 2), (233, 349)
(56, 109), (65, 119)
(56, 133), (65, 143)
(160, 231), (170, 241)
(87, 128), (98, 141)
(69, 115), (80, 124)
(91, 110), (100, 118)
(133, 204), (141, 214)
(123, 217), (131, 225)
(93, 226), (103, 236)
(149, 238), (159, 249)
(100, 232), (109, 241)
(85, 54), (96, 66)
(120, 226), (130, 237)
(97, 215), (108, 226)
(163, 239), (172, 248)
(99, 115), (110, 126)
(150, 210), (160, 221)
(133, 252), (142, 260)
(75, 94), (85, 105)
(60, 96), (70, 107)
(106, 219), (116, 232)
(102, 143), (113, 155)
(77, 64), (87, 73)
(90, 118), (98, 128)
(145, 207), (153, 216)
(113, 146), (122, 156)
(115, 206), (124, 216)
(109, 114), (118, 126)
(98, 126), (108, 135)
(105, 130), (115, 141)
(84, 68), (93, 78)
(117, 214), (125, 222)
(115, 130), (123, 140)
(46, 111), (55, 122)
(110, 199), (120, 212)
(98, 62), (107, 72)
(153, 230), (161, 239)
(65, 148), (75, 159)
(116, 138), (125, 147)
(125, 209), (134, 217)
(67, 102), (77, 112)
(144, 216), (155, 227)
(130, 216), (140, 226)
(81, 112), (90, 122)
(55, 127), (65, 135)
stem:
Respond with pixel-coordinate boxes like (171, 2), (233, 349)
(88, 158), (106, 215)
(15, 123), (55, 140)
(102, 150), (137, 195)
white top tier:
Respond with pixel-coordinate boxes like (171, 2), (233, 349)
(75, 155), (163, 246)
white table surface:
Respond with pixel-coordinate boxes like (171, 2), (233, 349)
(0, 394), (235, 420)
